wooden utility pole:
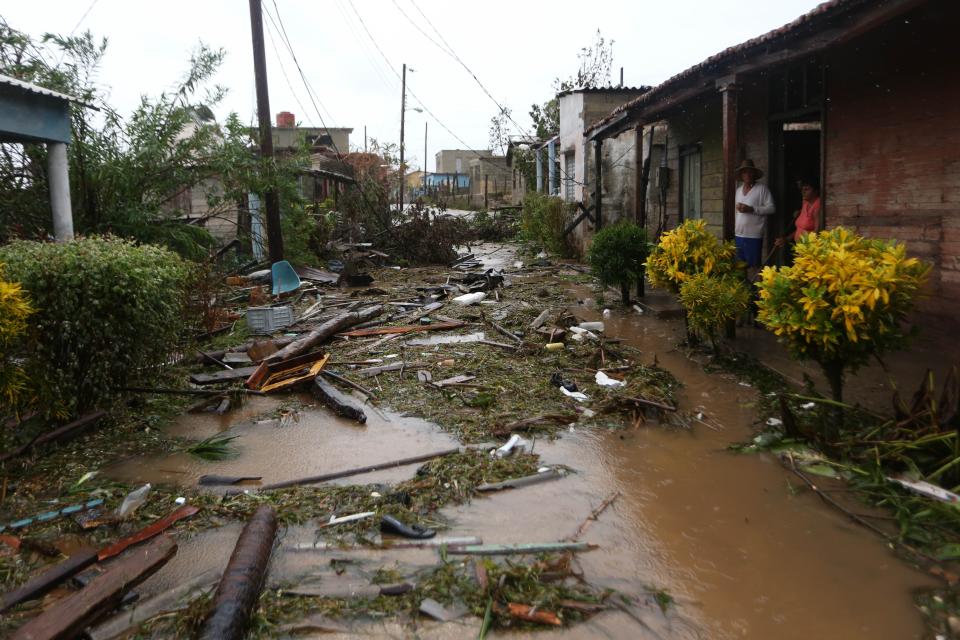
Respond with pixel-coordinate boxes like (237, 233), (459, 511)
(248, 0), (283, 263)
(720, 80), (740, 242)
(364, 125), (367, 153)
(399, 63), (407, 212)
(423, 121), (428, 194)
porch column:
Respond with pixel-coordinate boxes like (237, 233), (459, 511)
(719, 82), (740, 241)
(48, 142), (74, 241)
(594, 139), (603, 229)
(547, 139), (557, 196)
(535, 147), (543, 193)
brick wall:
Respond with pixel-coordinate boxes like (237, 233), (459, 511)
(825, 2), (960, 324)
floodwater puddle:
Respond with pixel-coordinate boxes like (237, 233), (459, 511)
(104, 395), (459, 489)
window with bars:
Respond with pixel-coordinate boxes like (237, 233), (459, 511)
(564, 153), (575, 201)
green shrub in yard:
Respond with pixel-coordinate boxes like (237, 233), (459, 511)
(588, 221), (649, 305)
(0, 236), (190, 418)
(520, 192), (573, 257)
(678, 273), (750, 350)
(0, 266), (32, 414)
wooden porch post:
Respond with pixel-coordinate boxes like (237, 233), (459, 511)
(594, 139), (603, 230)
(719, 81), (740, 241)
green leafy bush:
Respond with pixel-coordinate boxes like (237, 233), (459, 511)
(0, 266), (32, 414)
(678, 273), (750, 349)
(0, 236), (190, 418)
(520, 192), (573, 257)
(588, 221), (649, 305)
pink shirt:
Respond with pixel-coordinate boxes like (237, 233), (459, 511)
(794, 197), (820, 241)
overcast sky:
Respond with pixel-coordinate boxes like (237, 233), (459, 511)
(5, 0), (821, 171)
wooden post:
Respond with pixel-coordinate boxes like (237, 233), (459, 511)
(594, 139), (603, 230)
(483, 174), (488, 210)
(720, 81), (740, 242)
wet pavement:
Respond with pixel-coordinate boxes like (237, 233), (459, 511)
(112, 244), (937, 638)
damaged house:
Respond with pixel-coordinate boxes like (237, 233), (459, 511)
(577, 0), (959, 329)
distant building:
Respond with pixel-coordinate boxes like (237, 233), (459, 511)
(435, 149), (492, 175)
(272, 111), (352, 155)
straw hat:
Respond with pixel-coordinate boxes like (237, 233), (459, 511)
(734, 159), (764, 180)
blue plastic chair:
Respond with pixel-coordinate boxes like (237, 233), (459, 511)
(271, 260), (301, 296)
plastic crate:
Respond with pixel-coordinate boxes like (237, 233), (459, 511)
(246, 306), (294, 334)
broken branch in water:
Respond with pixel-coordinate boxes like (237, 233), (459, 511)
(565, 490), (621, 541)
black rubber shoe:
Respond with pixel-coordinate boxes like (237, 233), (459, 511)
(380, 514), (436, 539)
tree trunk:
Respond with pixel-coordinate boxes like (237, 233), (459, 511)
(620, 282), (630, 306)
(821, 360), (845, 442)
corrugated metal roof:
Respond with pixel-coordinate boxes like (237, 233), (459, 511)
(0, 73), (77, 103)
(557, 85), (651, 97)
(587, 0), (875, 135)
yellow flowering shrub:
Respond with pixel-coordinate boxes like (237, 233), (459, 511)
(756, 227), (929, 402)
(679, 273), (751, 348)
(646, 220), (738, 293)
(0, 264), (33, 413)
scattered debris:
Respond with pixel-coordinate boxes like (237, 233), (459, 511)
(11, 536), (176, 640)
(446, 542), (595, 555)
(312, 377), (368, 423)
(420, 598), (468, 622)
(98, 505), (199, 562)
(200, 505), (277, 640)
(380, 514), (435, 539)
(0, 548), (98, 614)
(476, 468), (566, 492)
(0, 498), (104, 534)
(198, 475), (262, 486)
(595, 371), (625, 388)
(115, 483), (151, 519)
(504, 602), (562, 626)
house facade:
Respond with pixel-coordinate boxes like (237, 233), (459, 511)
(583, 0), (960, 328)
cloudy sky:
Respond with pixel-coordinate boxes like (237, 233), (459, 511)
(5, 0), (821, 171)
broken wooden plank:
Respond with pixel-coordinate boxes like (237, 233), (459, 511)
(198, 475), (262, 486)
(267, 305), (383, 362)
(189, 366), (259, 386)
(312, 377), (367, 424)
(446, 542), (595, 556)
(337, 320), (464, 338)
(97, 505), (199, 561)
(11, 536), (176, 640)
(85, 569), (218, 640)
(356, 362), (405, 378)
(0, 548), (98, 614)
(489, 321), (522, 343)
(244, 447), (462, 493)
(479, 339), (519, 351)
(475, 469), (566, 492)
(258, 354), (329, 394)
(529, 309), (551, 330)
(199, 505), (277, 640)
(434, 375), (477, 388)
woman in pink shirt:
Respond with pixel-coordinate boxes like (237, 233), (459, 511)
(775, 177), (820, 254)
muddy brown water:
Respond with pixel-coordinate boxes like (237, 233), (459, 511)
(109, 251), (936, 639)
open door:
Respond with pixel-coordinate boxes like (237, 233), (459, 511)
(768, 119), (821, 265)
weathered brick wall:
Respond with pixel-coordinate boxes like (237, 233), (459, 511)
(825, 2), (960, 324)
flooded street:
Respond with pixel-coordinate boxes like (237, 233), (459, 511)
(101, 248), (937, 639)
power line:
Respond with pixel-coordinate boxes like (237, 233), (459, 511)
(263, 0), (342, 156)
(345, 0), (512, 177)
(401, 0), (590, 188)
(68, 0), (100, 37)
(262, 15), (314, 129)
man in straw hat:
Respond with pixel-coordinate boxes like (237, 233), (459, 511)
(733, 159), (775, 274)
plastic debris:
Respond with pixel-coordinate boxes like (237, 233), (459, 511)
(766, 417), (783, 427)
(116, 483), (151, 519)
(493, 434), (531, 458)
(545, 342), (564, 351)
(561, 387), (589, 402)
(578, 321), (604, 332)
(452, 292), (486, 306)
(888, 477), (960, 504)
(800, 402), (816, 410)
(595, 371), (625, 388)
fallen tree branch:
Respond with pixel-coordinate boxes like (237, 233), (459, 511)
(267, 305), (383, 362)
(565, 491), (620, 541)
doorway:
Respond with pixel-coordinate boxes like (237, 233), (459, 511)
(768, 119), (821, 265)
